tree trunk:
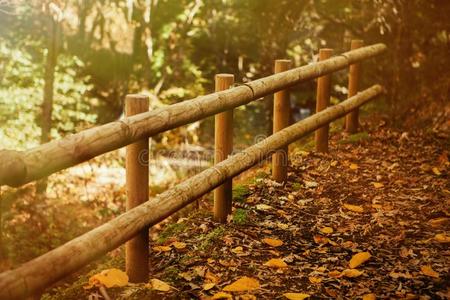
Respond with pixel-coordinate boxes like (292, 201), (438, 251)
(36, 17), (59, 194)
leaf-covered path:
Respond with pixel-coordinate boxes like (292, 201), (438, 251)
(52, 119), (449, 299)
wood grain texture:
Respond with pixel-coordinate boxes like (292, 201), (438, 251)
(345, 40), (364, 133)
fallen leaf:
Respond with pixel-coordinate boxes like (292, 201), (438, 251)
(328, 270), (342, 278)
(341, 269), (363, 278)
(372, 182), (384, 188)
(152, 245), (172, 252)
(171, 242), (186, 249)
(421, 265), (439, 278)
(212, 292), (233, 299)
(264, 258), (288, 268)
(349, 163), (359, 170)
(343, 203), (364, 213)
(86, 268), (128, 289)
(429, 218), (449, 227)
(362, 293), (376, 300)
(283, 293), (310, 300)
(231, 246), (244, 254)
(277, 223), (289, 230)
(432, 167), (441, 176)
(203, 282), (216, 290)
(240, 295), (257, 300)
(434, 233), (450, 243)
(308, 276), (322, 284)
(256, 204), (272, 210)
(205, 270), (220, 283)
(150, 278), (172, 292)
(320, 227), (334, 234)
(313, 235), (330, 244)
(349, 252), (371, 268)
(304, 181), (318, 188)
(263, 238), (284, 247)
(223, 277), (260, 292)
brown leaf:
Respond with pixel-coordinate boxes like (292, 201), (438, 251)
(343, 203), (364, 213)
(283, 293), (311, 300)
(434, 233), (450, 243)
(421, 265), (439, 278)
(223, 277), (260, 292)
(262, 238), (284, 247)
(349, 252), (371, 268)
(264, 258), (288, 268)
(362, 293), (376, 300)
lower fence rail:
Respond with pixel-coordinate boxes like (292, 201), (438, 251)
(0, 84), (383, 300)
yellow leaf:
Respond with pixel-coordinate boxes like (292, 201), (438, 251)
(434, 233), (450, 243)
(86, 268), (128, 289)
(283, 293), (311, 300)
(240, 295), (257, 300)
(203, 282), (216, 291)
(328, 270), (342, 278)
(362, 293), (376, 300)
(432, 167), (442, 176)
(421, 265), (439, 278)
(372, 182), (384, 188)
(349, 252), (371, 268)
(320, 227), (334, 234)
(150, 278), (172, 292)
(231, 246), (243, 254)
(341, 269), (363, 278)
(308, 276), (322, 284)
(429, 218), (449, 227)
(152, 245), (172, 252)
(212, 292), (233, 299)
(206, 270), (220, 283)
(343, 203), (364, 213)
(263, 238), (284, 247)
(349, 163), (359, 170)
(277, 223), (289, 230)
(171, 242), (186, 249)
(223, 277), (260, 292)
(264, 258), (288, 268)
(256, 204), (272, 210)
(313, 235), (329, 244)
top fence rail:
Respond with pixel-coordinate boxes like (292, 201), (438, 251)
(0, 43), (386, 188)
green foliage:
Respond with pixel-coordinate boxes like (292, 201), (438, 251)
(156, 222), (187, 244)
(198, 226), (225, 250)
(232, 208), (248, 225)
(232, 184), (250, 203)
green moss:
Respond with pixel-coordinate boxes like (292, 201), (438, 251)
(292, 182), (302, 191)
(233, 184), (250, 203)
(198, 226), (225, 250)
(156, 222), (187, 244)
(338, 132), (370, 144)
(232, 208), (248, 225)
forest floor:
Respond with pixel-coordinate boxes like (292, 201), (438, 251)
(46, 111), (450, 300)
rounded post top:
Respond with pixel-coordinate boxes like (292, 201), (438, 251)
(275, 59), (292, 73)
(351, 39), (364, 49)
(215, 73), (235, 80)
(318, 48), (333, 60)
(125, 94), (149, 116)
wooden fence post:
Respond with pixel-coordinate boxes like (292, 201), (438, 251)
(214, 74), (234, 223)
(272, 59), (291, 182)
(345, 40), (364, 133)
(125, 94), (149, 283)
(315, 48), (333, 153)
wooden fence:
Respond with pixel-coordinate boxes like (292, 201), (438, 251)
(0, 41), (386, 299)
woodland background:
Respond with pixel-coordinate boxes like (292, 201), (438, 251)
(0, 0), (449, 271)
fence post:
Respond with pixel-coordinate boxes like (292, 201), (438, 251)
(345, 40), (364, 133)
(315, 48), (333, 153)
(125, 94), (149, 283)
(272, 59), (292, 182)
(214, 74), (234, 223)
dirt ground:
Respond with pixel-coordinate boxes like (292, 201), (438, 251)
(46, 113), (450, 300)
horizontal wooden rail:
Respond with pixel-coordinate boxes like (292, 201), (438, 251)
(0, 85), (383, 299)
(0, 44), (386, 187)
